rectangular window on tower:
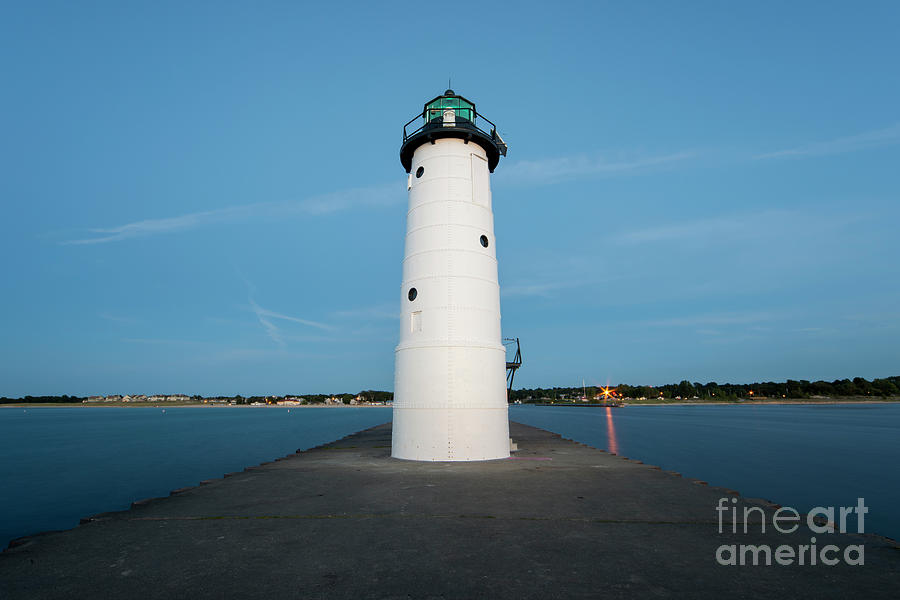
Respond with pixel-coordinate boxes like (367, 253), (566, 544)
(471, 153), (489, 206)
(410, 311), (422, 333)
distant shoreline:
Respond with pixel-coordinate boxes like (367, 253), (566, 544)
(0, 403), (390, 409)
(531, 397), (900, 407)
(629, 400), (900, 406)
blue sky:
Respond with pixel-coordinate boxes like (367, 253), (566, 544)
(2, 1), (898, 396)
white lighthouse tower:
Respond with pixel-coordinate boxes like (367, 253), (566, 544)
(393, 90), (510, 461)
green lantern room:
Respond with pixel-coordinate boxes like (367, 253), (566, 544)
(425, 90), (475, 124)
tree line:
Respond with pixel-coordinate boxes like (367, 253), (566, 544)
(507, 376), (900, 402)
(0, 391), (397, 405)
(0, 395), (85, 404)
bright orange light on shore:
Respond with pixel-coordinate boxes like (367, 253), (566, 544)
(749, 390), (754, 396)
(600, 385), (616, 399)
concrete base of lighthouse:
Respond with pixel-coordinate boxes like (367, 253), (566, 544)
(392, 344), (510, 462)
(392, 407), (510, 462)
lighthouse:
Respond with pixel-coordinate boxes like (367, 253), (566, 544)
(393, 90), (510, 461)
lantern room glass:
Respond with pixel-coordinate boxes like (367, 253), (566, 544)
(425, 96), (474, 123)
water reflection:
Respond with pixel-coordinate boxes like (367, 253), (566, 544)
(605, 406), (619, 454)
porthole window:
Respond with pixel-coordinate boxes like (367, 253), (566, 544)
(408, 287), (418, 301)
(480, 235), (489, 248)
(415, 166), (424, 178)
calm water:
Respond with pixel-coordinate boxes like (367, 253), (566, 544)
(0, 406), (391, 547)
(2, 404), (898, 548)
(509, 403), (900, 540)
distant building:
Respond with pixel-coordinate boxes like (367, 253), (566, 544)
(277, 399), (303, 406)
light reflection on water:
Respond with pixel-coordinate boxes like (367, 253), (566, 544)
(604, 406), (619, 455)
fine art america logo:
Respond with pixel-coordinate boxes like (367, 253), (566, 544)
(715, 497), (868, 566)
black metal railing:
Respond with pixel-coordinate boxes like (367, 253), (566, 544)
(504, 337), (522, 391)
(402, 109), (507, 156)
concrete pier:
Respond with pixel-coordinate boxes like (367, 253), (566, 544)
(2, 422), (898, 598)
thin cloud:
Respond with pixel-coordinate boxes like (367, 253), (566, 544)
(614, 209), (861, 245)
(614, 212), (779, 244)
(249, 299), (286, 346)
(250, 300), (332, 331)
(248, 299), (333, 347)
(296, 183), (401, 215)
(66, 206), (254, 245)
(495, 151), (695, 185)
(755, 123), (900, 160)
(62, 182), (400, 245)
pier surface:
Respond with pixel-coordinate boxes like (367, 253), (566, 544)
(2, 422), (897, 598)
